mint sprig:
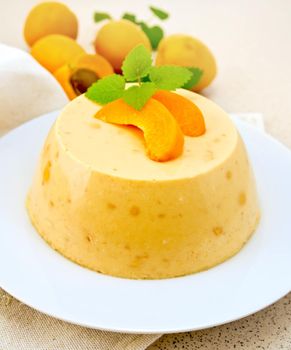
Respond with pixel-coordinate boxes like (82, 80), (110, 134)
(86, 74), (125, 105)
(149, 66), (192, 90)
(122, 13), (137, 23)
(123, 83), (157, 110)
(140, 23), (164, 50)
(149, 6), (169, 20)
(121, 45), (152, 81)
(94, 5), (169, 50)
(182, 68), (203, 89)
(86, 44), (195, 110)
(120, 13), (165, 50)
(94, 12), (111, 23)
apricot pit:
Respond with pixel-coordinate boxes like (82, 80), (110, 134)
(54, 54), (114, 99)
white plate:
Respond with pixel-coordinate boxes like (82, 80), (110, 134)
(0, 111), (290, 334)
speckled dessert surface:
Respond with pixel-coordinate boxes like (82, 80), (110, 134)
(26, 92), (260, 280)
(148, 293), (291, 350)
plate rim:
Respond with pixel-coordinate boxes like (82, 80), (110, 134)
(0, 111), (290, 334)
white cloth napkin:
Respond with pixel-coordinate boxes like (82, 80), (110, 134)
(0, 44), (68, 135)
(0, 44), (264, 350)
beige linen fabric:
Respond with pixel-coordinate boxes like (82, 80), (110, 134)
(0, 291), (161, 350)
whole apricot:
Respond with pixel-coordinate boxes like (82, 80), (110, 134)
(31, 34), (85, 73)
(54, 53), (114, 100)
(156, 34), (217, 91)
(24, 2), (78, 46)
(94, 19), (151, 72)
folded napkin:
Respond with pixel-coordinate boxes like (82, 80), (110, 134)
(0, 44), (67, 136)
(0, 44), (265, 350)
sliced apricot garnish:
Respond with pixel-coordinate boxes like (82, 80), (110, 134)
(95, 98), (184, 162)
(54, 54), (114, 100)
(153, 90), (206, 136)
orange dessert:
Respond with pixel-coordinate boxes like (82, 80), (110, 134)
(26, 88), (260, 279)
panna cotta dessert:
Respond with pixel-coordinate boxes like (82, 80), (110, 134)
(27, 89), (260, 279)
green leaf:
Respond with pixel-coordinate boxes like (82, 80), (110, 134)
(149, 6), (169, 20)
(94, 12), (111, 23)
(182, 67), (203, 89)
(149, 66), (192, 90)
(122, 13), (137, 23)
(85, 74), (125, 105)
(141, 75), (151, 82)
(122, 82), (157, 110)
(121, 44), (152, 81)
(140, 22), (163, 50)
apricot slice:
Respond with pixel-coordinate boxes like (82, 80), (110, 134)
(95, 98), (184, 162)
(54, 54), (114, 100)
(24, 2), (78, 46)
(31, 34), (85, 73)
(153, 90), (206, 136)
(94, 20), (151, 73)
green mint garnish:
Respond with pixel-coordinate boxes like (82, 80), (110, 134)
(121, 44), (152, 81)
(86, 44), (195, 111)
(120, 6), (169, 50)
(149, 6), (169, 20)
(182, 68), (203, 89)
(94, 12), (111, 23)
(122, 13), (137, 23)
(123, 82), (157, 110)
(86, 74), (125, 105)
(140, 23), (164, 50)
(149, 66), (192, 90)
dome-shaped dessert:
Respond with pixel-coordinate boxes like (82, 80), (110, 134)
(27, 90), (260, 279)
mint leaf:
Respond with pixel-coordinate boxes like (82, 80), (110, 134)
(122, 13), (137, 23)
(121, 44), (152, 81)
(94, 12), (111, 23)
(149, 66), (192, 90)
(141, 75), (151, 82)
(140, 23), (163, 50)
(149, 6), (169, 20)
(85, 74), (125, 105)
(122, 83), (156, 110)
(183, 67), (203, 89)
